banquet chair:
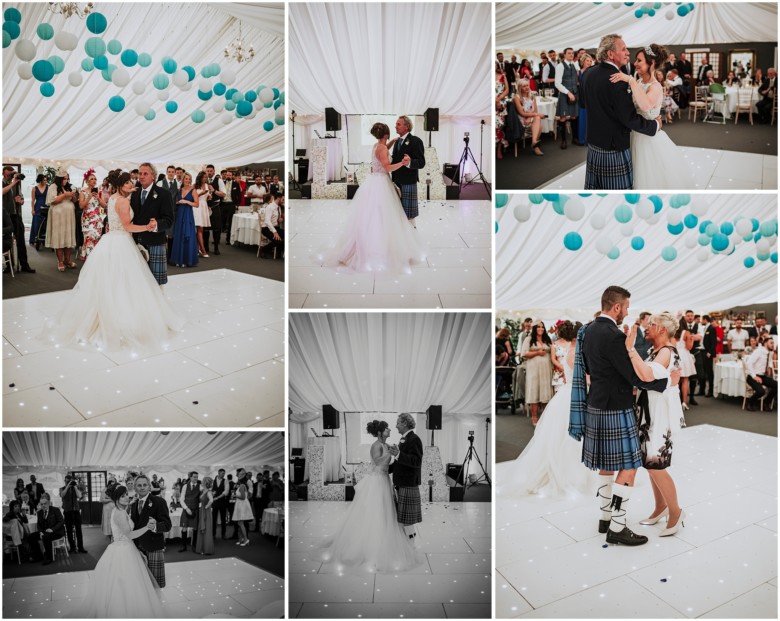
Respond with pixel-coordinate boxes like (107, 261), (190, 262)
(741, 360), (767, 411)
(705, 83), (727, 124)
(51, 535), (69, 561)
(734, 88), (755, 125)
(276, 513), (284, 547)
(256, 211), (276, 259)
(688, 86), (708, 122)
(2, 247), (14, 277)
(772, 91), (777, 126)
(4, 533), (21, 564)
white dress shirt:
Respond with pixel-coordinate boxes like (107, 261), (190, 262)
(554, 62), (576, 95)
(727, 328), (749, 351)
(261, 202), (280, 234)
(746, 344), (770, 378)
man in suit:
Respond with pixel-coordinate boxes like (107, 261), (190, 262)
(573, 286), (671, 546)
(757, 68), (777, 123)
(59, 474), (87, 553)
(580, 34), (659, 190)
(203, 165), (226, 255)
(251, 472), (263, 532)
(180, 471), (200, 552)
(25, 475), (45, 512)
(681, 309), (701, 404)
(634, 312), (652, 359)
(157, 165), (179, 199)
(28, 494), (65, 565)
(227, 474), (238, 539)
(131, 475), (172, 588)
(388, 413), (424, 546)
(697, 54), (713, 83)
(700, 314), (717, 397)
(220, 170), (242, 245)
(390, 116), (425, 229)
(132, 163), (174, 286)
(677, 52), (693, 94)
(212, 468), (229, 539)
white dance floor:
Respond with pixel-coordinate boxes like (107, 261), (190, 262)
(496, 424), (777, 618)
(540, 148), (777, 190)
(2, 269), (285, 427)
(2, 557), (284, 618)
(288, 199), (492, 309)
(289, 500), (491, 618)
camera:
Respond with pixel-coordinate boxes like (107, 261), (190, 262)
(467, 430), (475, 444)
(463, 132), (470, 145)
(14, 173), (25, 181)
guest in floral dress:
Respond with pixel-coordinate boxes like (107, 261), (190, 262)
(495, 62), (510, 160)
(78, 170), (106, 260)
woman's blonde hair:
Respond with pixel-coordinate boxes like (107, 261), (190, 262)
(651, 312), (678, 337)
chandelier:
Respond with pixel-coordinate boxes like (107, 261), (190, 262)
(48, 2), (94, 19)
(224, 21), (254, 64)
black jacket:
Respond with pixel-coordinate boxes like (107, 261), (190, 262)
(702, 323), (717, 356)
(131, 184), (174, 246)
(391, 133), (425, 186)
(390, 430), (423, 487)
(131, 494), (172, 552)
(36, 506), (65, 538)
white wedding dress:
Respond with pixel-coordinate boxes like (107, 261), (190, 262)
(78, 508), (166, 618)
(51, 196), (183, 351)
(320, 444), (422, 572)
(320, 144), (426, 273)
(631, 79), (694, 189)
(496, 342), (596, 497)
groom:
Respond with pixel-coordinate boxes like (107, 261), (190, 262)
(388, 413), (423, 545)
(391, 116), (425, 228)
(131, 475), (172, 588)
(132, 163), (174, 286)
(579, 34), (660, 189)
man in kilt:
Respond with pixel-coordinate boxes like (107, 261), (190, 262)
(569, 286), (674, 546)
(579, 34), (659, 189)
(132, 162), (174, 287)
(131, 474), (172, 588)
(554, 47), (579, 149)
(388, 412), (424, 546)
(391, 116), (425, 229)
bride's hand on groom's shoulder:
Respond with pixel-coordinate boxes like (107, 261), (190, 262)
(609, 72), (631, 84)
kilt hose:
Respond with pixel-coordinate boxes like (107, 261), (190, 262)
(582, 405), (643, 471)
(139, 548), (166, 588)
(395, 485), (422, 525)
(140, 242), (168, 286)
(398, 184), (419, 220)
(584, 144), (633, 190)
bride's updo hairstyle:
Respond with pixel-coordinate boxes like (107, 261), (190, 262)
(107, 170), (132, 193)
(109, 485), (127, 507)
(637, 44), (668, 73)
(366, 420), (389, 437)
(370, 122), (390, 140)
(650, 312), (678, 337)
(556, 320), (577, 342)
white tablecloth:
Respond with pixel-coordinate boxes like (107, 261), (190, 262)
(536, 98), (557, 133)
(165, 508), (183, 540)
(724, 86), (759, 118)
(261, 508), (282, 536)
(230, 213), (260, 246)
(714, 361), (745, 397)
(312, 138), (343, 181)
(305, 437), (342, 482)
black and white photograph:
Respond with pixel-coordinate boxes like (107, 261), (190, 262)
(288, 313), (492, 618)
(287, 3), (492, 310)
(2, 3), (285, 426)
(494, 193), (777, 618)
(494, 2), (778, 190)
(2, 430), (285, 618)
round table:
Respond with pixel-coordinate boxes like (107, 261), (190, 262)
(305, 437), (342, 482)
(724, 86), (759, 119)
(230, 213), (260, 246)
(535, 98), (557, 133)
(714, 360), (745, 397)
(165, 508), (183, 540)
(261, 508), (282, 536)
(312, 138), (343, 181)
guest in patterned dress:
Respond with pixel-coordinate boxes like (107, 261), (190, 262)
(513, 79), (545, 156)
(78, 170), (106, 260)
(495, 62), (510, 160)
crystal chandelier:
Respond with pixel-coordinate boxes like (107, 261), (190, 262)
(224, 21), (254, 64)
(48, 2), (94, 19)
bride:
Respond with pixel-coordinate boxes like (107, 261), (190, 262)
(51, 170), (183, 352)
(609, 44), (694, 189)
(320, 123), (426, 273)
(497, 321), (596, 497)
(320, 420), (421, 572)
(79, 485), (166, 618)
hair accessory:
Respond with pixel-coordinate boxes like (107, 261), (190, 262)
(82, 168), (96, 182)
(644, 46), (656, 57)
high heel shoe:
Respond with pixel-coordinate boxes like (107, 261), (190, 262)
(659, 510), (685, 537)
(639, 507), (669, 525)
(682, 402), (689, 411)
(57, 262), (65, 272)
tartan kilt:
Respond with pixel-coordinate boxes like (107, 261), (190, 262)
(584, 145), (633, 190)
(140, 548), (166, 589)
(582, 405), (643, 471)
(180, 508), (198, 529)
(395, 485), (422, 525)
(398, 184), (419, 220)
(141, 242), (168, 285)
(556, 94), (578, 118)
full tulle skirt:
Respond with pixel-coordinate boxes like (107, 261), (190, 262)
(77, 540), (166, 618)
(319, 173), (426, 274)
(631, 130), (694, 190)
(320, 470), (422, 573)
(496, 383), (597, 497)
(49, 230), (184, 352)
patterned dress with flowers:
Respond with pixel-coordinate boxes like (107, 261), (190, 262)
(81, 195), (104, 259)
(496, 75), (509, 147)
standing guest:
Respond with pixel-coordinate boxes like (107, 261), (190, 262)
(260, 194), (284, 259)
(258, 471), (272, 523)
(634, 312), (652, 359)
(513, 79), (545, 156)
(699, 315), (717, 397)
(195, 476), (215, 555)
(542, 50), (558, 92)
(231, 469), (254, 546)
(179, 471), (200, 552)
(757, 68), (777, 124)
(157, 165), (179, 198)
(78, 170), (106, 260)
(713, 318), (725, 357)
(13, 478), (26, 502)
(30, 174), (48, 246)
(125, 475), (136, 503)
(246, 174), (266, 211)
(697, 54), (712, 84)
(577, 53), (594, 145)
(518, 58), (537, 91)
(555, 47), (581, 149)
(101, 479), (116, 537)
(270, 472), (284, 506)
(673, 323), (697, 410)
(495, 62), (510, 160)
(220, 169), (242, 245)
(26, 475), (44, 512)
(745, 337), (777, 411)
(677, 52), (693, 93)
(2, 166), (36, 272)
(272, 174), (284, 196)
(28, 494), (65, 565)
(212, 469), (229, 539)
(496, 327), (515, 366)
(174, 167), (185, 187)
(251, 472), (263, 533)
(130, 169), (140, 185)
(521, 320), (554, 426)
(193, 171), (211, 258)
(60, 474), (87, 553)
(509, 55), (521, 92)
(45, 168), (78, 272)
(227, 474), (237, 539)
(150, 474), (162, 496)
(204, 164), (226, 255)
(171, 172), (199, 267)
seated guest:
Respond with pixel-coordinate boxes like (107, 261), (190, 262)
(753, 68), (763, 87)
(745, 335), (759, 354)
(3, 500), (29, 526)
(666, 69), (689, 109)
(745, 337), (777, 411)
(701, 69), (715, 86)
(260, 195), (284, 259)
(19, 491), (31, 515)
(28, 494), (65, 565)
(727, 319), (749, 352)
(170, 483), (182, 510)
(513, 79), (545, 156)
(723, 70), (739, 87)
(757, 68), (777, 124)
(656, 70), (679, 123)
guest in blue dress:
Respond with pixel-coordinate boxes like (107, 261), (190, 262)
(170, 172), (199, 268)
(30, 174), (48, 245)
(577, 54), (594, 146)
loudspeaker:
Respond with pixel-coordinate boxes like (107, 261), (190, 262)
(347, 184), (358, 199)
(297, 159), (309, 183)
(445, 185), (460, 200)
(292, 459), (306, 485)
(443, 163), (460, 183)
(450, 486), (465, 501)
(325, 107), (341, 131)
(322, 404), (340, 429)
(446, 463), (464, 485)
(345, 485), (355, 502)
(426, 405), (442, 430)
(424, 107), (439, 131)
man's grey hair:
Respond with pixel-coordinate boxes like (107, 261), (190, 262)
(398, 115), (413, 132)
(397, 412), (416, 429)
(596, 34), (622, 64)
(138, 162), (157, 178)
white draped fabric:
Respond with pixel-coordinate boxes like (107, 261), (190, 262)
(3, 2), (284, 165)
(497, 194), (778, 314)
(497, 2), (778, 50)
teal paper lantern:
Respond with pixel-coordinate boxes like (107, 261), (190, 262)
(744, 257), (755, 268)
(144, 109), (156, 121)
(2, 31), (10, 48)
(49, 55), (65, 74)
(634, 8), (643, 17)
(245, 89), (257, 102)
(37, 23), (54, 40)
(191, 110), (205, 123)
(631, 236), (645, 250)
(183, 65), (195, 81)
(263, 100), (273, 108)
(120, 49), (138, 67)
(165, 101), (178, 113)
(86, 12), (108, 34)
(720, 221), (734, 235)
(698, 234), (710, 246)
(273, 100), (282, 110)
(705, 223), (718, 237)
(85, 36), (106, 58)
(152, 74), (169, 90)
(201, 65), (211, 78)
(495, 222), (498, 234)
(607, 247), (620, 260)
(661, 246), (677, 261)
(279, 91), (285, 104)
(698, 220), (711, 234)
(744, 234), (755, 242)
(40, 82), (54, 97)
(263, 120), (274, 131)
(236, 100), (253, 117)
(772, 252), (778, 264)
(711, 233), (729, 252)
(648, 194), (663, 213)
(93, 55), (108, 70)
(225, 88), (238, 101)
(108, 95), (125, 112)
(162, 56), (177, 74)
(614, 204), (633, 223)
(683, 214), (698, 228)
(751, 218), (760, 231)
(275, 117), (284, 126)
(101, 64), (116, 81)
(224, 100), (236, 111)
(578, 194), (592, 197)
(197, 89), (212, 101)
(3, 21), (21, 40)
(32, 59), (55, 82)
(757, 251), (771, 261)
(138, 52), (152, 67)
(760, 220), (777, 236)
(81, 57), (94, 71)
(667, 222), (684, 235)
(495, 194), (509, 208)
(563, 232), (583, 251)
(213, 82), (226, 96)
(210, 63), (221, 76)
(754, 232), (762, 242)
(107, 40), (122, 55)
(551, 195), (568, 215)
(542, 193), (559, 202)
(624, 194), (639, 204)
(272, 87), (280, 99)
(677, 194), (691, 206)
(529, 194), (544, 204)
(677, 5), (689, 16)
(4, 8), (22, 23)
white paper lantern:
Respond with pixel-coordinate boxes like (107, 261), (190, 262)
(513, 203), (531, 222)
(14, 38), (36, 62)
(667, 210), (683, 226)
(735, 218), (753, 237)
(220, 68), (236, 86)
(274, 104), (285, 120)
(198, 78), (211, 93)
(595, 235), (613, 255)
(132, 81), (146, 95)
(665, 8), (675, 19)
(157, 89), (169, 101)
(180, 81), (192, 91)
(684, 234), (698, 249)
(756, 238), (772, 254)
(221, 112), (234, 125)
(619, 222), (634, 237)
(697, 247), (710, 262)
(68, 71), (83, 87)
(691, 202), (708, 217)
(259, 88), (274, 104)
(54, 31), (78, 52)
(212, 99), (225, 113)
(172, 70), (189, 88)
(134, 100), (151, 116)
(647, 212), (662, 225)
(563, 195), (585, 221)
(112, 67), (131, 88)
(17, 63), (33, 80)
(590, 212), (606, 230)
(247, 108), (257, 119)
(635, 197), (654, 219)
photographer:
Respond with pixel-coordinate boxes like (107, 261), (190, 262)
(2, 166), (35, 273)
(59, 473), (87, 554)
